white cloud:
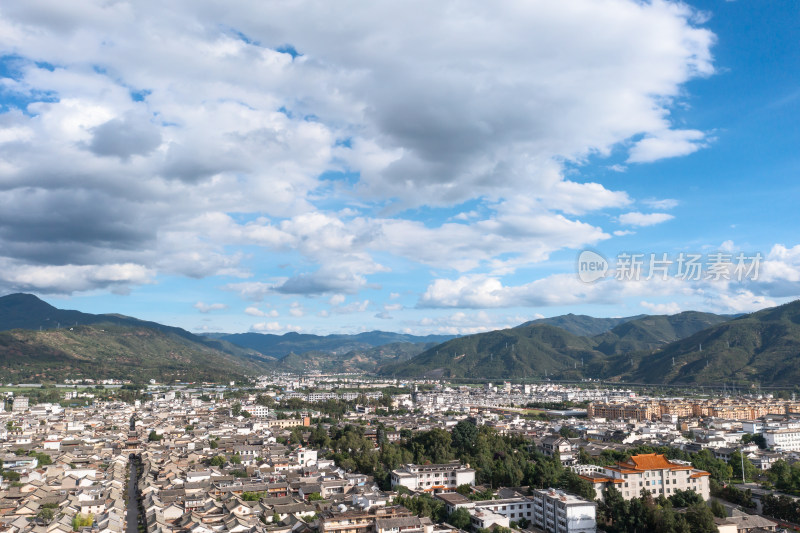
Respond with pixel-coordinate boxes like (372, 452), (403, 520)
(640, 301), (682, 315)
(710, 290), (775, 313)
(244, 306), (278, 317)
(250, 321), (302, 333)
(618, 212), (675, 227)
(194, 301), (228, 313)
(0, 260), (154, 294)
(643, 198), (679, 210)
(335, 300), (370, 314)
(0, 0), (716, 296)
(627, 129), (707, 163)
(419, 272), (697, 309)
(413, 311), (523, 335)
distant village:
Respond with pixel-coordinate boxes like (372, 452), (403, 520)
(0, 375), (797, 533)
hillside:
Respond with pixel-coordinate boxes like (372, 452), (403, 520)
(379, 324), (605, 379)
(208, 330), (455, 358)
(0, 293), (270, 364)
(0, 324), (265, 383)
(0, 293), (276, 382)
(269, 341), (435, 373)
(521, 314), (644, 336)
(380, 310), (737, 381)
(624, 300), (800, 386)
(593, 311), (733, 355)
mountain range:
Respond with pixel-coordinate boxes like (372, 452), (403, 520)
(0, 292), (798, 386)
(0, 294), (450, 380)
(377, 309), (769, 383)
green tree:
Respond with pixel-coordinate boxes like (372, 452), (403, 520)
(148, 430), (162, 442)
(72, 513), (94, 531)
(452, 420), (478, 454)
(448, 508), (471, 529)
(729, 451), (758, 482)
(709, 499), (726, 518)
(37, 507), (55, 521)
(231, 402), (242, 417)
(684, 503), (718, 533)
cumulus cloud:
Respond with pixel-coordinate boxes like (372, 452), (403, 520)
(412, 311), (525, 335)
(250, 321), (302, 333)
(627, 129), (708, 163)
(640, 301), (682, 315)
(0, 0), (717, 298)
(87, 113), (162, 160)
(194, 301), (228, 313)
(244, 306), (278, 317)
(419, 272), (698, 309)
(618, 212), (675, 227)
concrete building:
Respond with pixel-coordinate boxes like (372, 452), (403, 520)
(531, 489), (596, 533)
(12, 396), (29, 413)
(540, 435), (576, 465)
(390, 461), (475, 493)
(576, 453), (710, 501)
(764, 428), (800, 451)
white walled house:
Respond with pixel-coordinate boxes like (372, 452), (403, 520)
(390, 461), (475, 493)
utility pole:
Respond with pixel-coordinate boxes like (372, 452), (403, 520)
(740, 445), (745, 484)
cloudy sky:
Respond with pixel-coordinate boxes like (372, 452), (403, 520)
(0, 0), (798, 335)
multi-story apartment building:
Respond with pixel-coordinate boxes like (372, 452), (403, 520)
(269, 416), (311, 429)
(531, 489), (596, 533)
(540, 436), (577, 465)
(12, 396), (29, 413)
(390, 461), (475, 493)
(589, 398), (800, 422)
(576, 454), (710, 501)
(473, 497), (534, 522)
(764, 428), (800, 451)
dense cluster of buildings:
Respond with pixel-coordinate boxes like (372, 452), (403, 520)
(587, 397), (800, 422)
(0, 377), (794, 533)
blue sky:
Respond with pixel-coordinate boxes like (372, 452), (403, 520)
(0, 0), (798, 335)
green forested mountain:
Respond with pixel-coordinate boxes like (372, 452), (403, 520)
(623, 300), (800, 386)
(0, 293), (277, 382)
(593, 311), (733, 355)
(265, 341), (436, 373)
(0, 324), (265, 383)
(379, 304), (800, 386)
(520, 313), (644, 337)
(206, 330), (455, 358)
(379, 324), (605, 379)
(0, 293), (269, 364)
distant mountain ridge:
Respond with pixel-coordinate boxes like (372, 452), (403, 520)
(0, 293), (268, 363)
(206, 330), (456, 358)
(2, 292), (793, 386)
(521, 313), (645, 336)
(0, 293), (273, 382)
(0, 293), (452, 380)
(624, 300), (800, 386)
(379, 309), (740, 382)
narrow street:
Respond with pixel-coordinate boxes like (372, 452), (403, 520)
(126, 457), (139, 533)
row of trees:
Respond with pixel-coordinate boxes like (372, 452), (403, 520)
(762, 493), (800, 524)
